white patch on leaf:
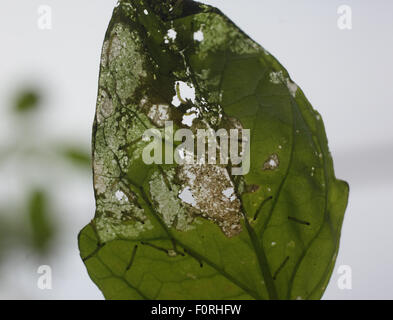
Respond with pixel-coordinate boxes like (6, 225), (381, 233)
(178, 187), (197, 206)
(269, 71), (298, 97)
(167, 29), (177, 41)
(147, 104), (170, 127)
(193, 30), (204, 42)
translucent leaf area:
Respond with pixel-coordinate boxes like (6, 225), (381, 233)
(78, 0), (349, 300)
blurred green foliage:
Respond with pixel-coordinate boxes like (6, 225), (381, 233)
(14, 90), (40, 113)
(59, 146), (91, 168)
(0, 87), (91, 267)
(28, 189), (54, 254)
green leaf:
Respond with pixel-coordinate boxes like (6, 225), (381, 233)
(28, 189), (54, 253)
(59, 146), (91, 168)
(13, 90), (40, 113)
(79, 0), (349, 300)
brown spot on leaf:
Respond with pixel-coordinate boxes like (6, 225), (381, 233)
(245, 184), (260, 193)
(177, 164), (242, 237)
(263, 154), (280, 170)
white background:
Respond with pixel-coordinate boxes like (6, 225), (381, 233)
(0, 0), (392, 299)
